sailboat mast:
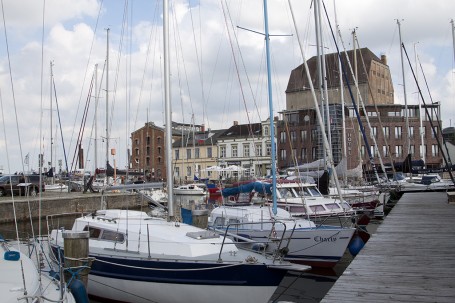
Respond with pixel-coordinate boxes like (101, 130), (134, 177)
(163, 0), (174, 219)
(397, 19), (410, 156)
(50, 61), (54, 184)
(451, 19), (455, 67)
(95, 63), (98, 171)
(106, 28), (110, 174)
(262, 0), (277, 215)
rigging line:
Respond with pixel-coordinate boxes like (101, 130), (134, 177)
(68, 0), (103, 161)
(171, 0), (195, 119)
(70, 74), (95, 172)
(221, 1), (256, 136)
(355, 36), (395, 178)
(109, 0), (129, 140)
(320, 0), (380, 184)
(172, 0), (194, 121)
(187, 0), (206, 122)
(417, 53), (454, 168)
(0, 0), (25, 174)
(0, 88), (21, 247)
(402, 44), (455, 183)
(52, 73), (70, 177)
(132, 1), (160, 132)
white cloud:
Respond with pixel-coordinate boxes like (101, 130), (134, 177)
(1, 0), (455, 174)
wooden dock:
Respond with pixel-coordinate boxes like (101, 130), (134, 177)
(321, 192), (455, 303)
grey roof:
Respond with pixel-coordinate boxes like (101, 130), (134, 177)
(217, 123), (262, 140)
(172, 129), (226, 148)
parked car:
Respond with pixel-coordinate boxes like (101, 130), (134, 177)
(0, 174), (45, 197)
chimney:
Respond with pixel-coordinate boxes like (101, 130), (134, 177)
(381, 54), (387, 65)
(233, 121), (239, 126)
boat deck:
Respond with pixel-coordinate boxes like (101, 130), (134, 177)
(321, 192), (455, 303)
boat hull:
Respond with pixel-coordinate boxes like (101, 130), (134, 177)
(86, 254), (283, 303)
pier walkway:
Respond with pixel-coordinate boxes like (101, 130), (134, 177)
(321, 192), (455, 303)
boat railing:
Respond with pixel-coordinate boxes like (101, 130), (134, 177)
(215, 220), (293, 263)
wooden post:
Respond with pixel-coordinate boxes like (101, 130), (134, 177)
(63, 231), (90, 289)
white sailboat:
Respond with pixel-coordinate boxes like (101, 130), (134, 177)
(48, 2), (307, 303)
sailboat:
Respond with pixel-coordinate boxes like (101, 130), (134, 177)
(48, 2), (307, 303)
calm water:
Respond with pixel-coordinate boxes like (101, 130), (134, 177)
(0, 193), (383, 303)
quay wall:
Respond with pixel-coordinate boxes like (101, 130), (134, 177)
(0, 193), (145, 224)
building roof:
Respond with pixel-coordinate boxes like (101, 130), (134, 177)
(172, 129), (226, 148)
(286, 47), (384, 94)
(217, 123), (262, 140)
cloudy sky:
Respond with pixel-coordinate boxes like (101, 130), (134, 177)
(0, 0), (454, 174)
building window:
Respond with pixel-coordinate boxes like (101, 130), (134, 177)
(135, 148), (139, 156)
(175, 149), (180, 160)
(146, 157), (150, 166)
(371, 126), (377, 138)
(312, 147), (317, 160)
(157, 147), (161, 155)
(432, 145), (439, 157)
(292, 148), (297, 159)
(157, 137), (161, 144)
(232, 145), (238, 157)
(146, 146), (150, 155)
(395, 126), (402, 139)
(220, 146), (226, 158)
(290, 131), (297, 142)
(255, 144), (262, 157)
(186, 149), (192, 159)
(135, 138), (139, 145)
(383, 126), (390, 138)
(410, 145), (415, 155)
(175, 167), (180, 177)
(280, 131), (286, 144)
(243, 144), (250, 157)
(186, 166), (192, 177)
(280, 149), (286, 161)
(266, 143), (271, 156)
(382, 145), (389, 157)
(146, 136), (150, 145)
(301, 148), (307, 160)
(264, 126), (269, 136)
(158, 157), (162, 163)
(311, 129), (317, 141)
(409, 126), (414, 138)
(195, 148), (200, 159)
(301, 130), (307, 141)
(207, 147), (212, 158)
(395, 145), (403, 157)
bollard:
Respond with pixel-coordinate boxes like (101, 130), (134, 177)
(62, 231), (90, 289)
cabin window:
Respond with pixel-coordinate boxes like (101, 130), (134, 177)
(341, 202), (351, 210)
(325, 203), (341, 210)
(101, 230), (125, 243)
(309, 205), (325, 213)
(308, 187), (322, 197)
(279, 188), (294, 198)
(83, 226), (101, 239)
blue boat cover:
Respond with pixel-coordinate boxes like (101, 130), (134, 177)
(222, 181), (272, 197)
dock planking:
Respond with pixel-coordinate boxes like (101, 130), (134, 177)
(320, 192), (455, 303)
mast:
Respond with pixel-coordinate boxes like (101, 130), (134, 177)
(163, 0), (174, 219)
(94, 64), (98, 171)
(262, 0), (277, 214)
(452, 19), (455, 67)
(50, 61), (54, 184)
(106, 28), (110, 177)
(333, 1), (347, 186)
(397, 19), (410, 156)
(313, 0), (326, 169)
